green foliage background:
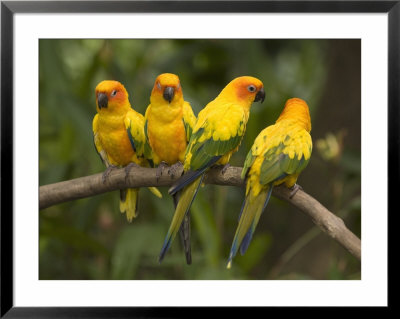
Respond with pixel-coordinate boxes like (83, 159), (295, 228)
(39, 39), (361, 280)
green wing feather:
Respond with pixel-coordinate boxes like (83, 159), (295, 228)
(125, 113), (161, 197)
(241, 150), (256, 180)
(229, 127), (312, 269)
(143, 118), (154, 165)
(259, 132), (312, 185)
(125, 116), (145, 157)
(182, 101), (196, 142)
(242, 128), (270, 179)
(187, 120), (245, 170)
(163, 105), (247, 262)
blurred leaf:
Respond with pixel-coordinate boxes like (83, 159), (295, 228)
(340, 150), (361, 175)
(40, 216), (109, 256)
(191, 191), (221, 267)
(341, 196), (361, 216)
(110, 224), (164, 279)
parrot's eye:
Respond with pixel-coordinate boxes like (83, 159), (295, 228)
(247, 85), (256, 93)
(111, 90), (117, 97)
(157, 82), (162, 90)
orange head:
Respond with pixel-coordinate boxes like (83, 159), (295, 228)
(150, 73), (184, 107)
(95, 80), (130, 114)
(277, 98), (312, 132)
(218, 76), (265, 107)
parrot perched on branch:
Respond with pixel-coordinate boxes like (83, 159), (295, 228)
(227, 97), (312, 269)
(145, 73), (196, 170)
(159, 76), (265, 263)
(92, 80), (161, 222)
(145, 73), (196, 264)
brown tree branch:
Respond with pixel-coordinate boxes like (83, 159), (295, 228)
(39, 166), (361, 261)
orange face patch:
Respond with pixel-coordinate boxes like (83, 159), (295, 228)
(229, 76), (264, 102)
(95, 80), (129, 108)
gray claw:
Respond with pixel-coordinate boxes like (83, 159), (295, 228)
(221, 163), (231, 175)
(156, 161), (169, 181)
(168, 161), (184, 179)
(102, 165), (117, 184)
(289, 184), (302, 199)
(124, 162), (140, 182)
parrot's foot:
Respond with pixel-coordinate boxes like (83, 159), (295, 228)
(102, 165), (117, 184)
(124, 162), (140, 182)
(221, 163), (231, 175)
(168, 161), (183, 179)
(156, 161), (169, 181)
(289, 184), (303, 199)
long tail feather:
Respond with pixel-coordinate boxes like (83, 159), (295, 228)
(173, 193), (192, 265)
(240, 185), (273, 255)
(159, 175), (204, 263)
(180, 214), (192, 264)
(168, 156), (221, 196)
(227, 185), (272, 269)
(120, 188), (139, 222)
(148, 187), (162, 198)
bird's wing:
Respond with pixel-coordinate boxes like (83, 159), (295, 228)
(259, 128), (312, 185)
(124, 110), (147, 158)
(182, 101), (197, 142)
(187, 104), (246, 171)
(169, 106), (245, 195)
(143, 106), (154, 166)
(241, 126), (273, 179)
(92, 114), (111, 167)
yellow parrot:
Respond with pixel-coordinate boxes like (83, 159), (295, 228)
(159, 76), (265, 263)
(145, 73), (196, 171)
(92, 80), (161, 222)
(144, 73), (196, 264)
(227, 98), (312, 268)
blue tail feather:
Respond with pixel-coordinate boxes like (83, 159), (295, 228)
(262, 185), (274, 212)
(159, 174), (205, 263)
(239, 185), (273, 255)
(159, 236), (173, 263)
(227, 240), (239, 269)
(240, 228), (254, 256)
(226, 193), (247, 266)
(237, 197), (246, 221)
(168, 156), (221, 195)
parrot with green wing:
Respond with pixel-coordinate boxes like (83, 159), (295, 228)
(159, 76), (265, 263)
(92, 80), (161, 222)
(145, 73), (197, 264)
(227, 98), (312, 268)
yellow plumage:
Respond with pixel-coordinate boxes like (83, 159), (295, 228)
(92, 80), (161, 222)
(145, 73), (196, 264)
(159, 76), (265, 263)
(145, 73), (196, 165)
(227, 98), (312, 268)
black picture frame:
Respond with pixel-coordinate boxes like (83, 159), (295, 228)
(1, 1), (396, 317)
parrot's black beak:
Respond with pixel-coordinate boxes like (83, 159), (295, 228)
(97, 92), (108, 109)
(254, 87), (265, 103)
(163, 86), (175, 104)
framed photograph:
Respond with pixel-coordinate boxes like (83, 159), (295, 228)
(1, 0), (395, 316)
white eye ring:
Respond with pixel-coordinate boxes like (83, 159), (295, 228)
(157, 82), (162, 90)
(247, 85), (256, 93)
(111, 90), (117, 97)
